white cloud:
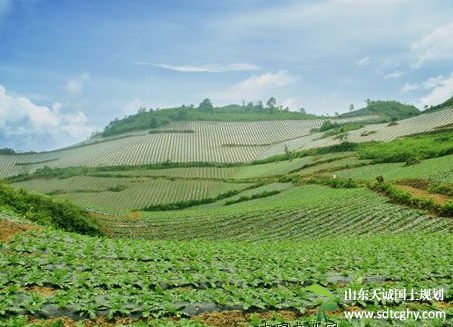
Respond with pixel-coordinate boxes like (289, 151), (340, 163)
(412, 72), (453, 108)
(139, 62), (260, 73)
(63, 72), (90, 95)
(121, 99), (144, 115)
(280, 97), (302, 111)
(0, 84), (93, 151)
(209, 70), (299, 104)
(383, 71), (404, 79)
(357, 57), (370, 67)
(411, 21), (453, 68)
(230, 71), (297, 94)
(401, 75), (444, 93)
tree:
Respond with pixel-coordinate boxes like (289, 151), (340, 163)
(198, 98), (214, 112)
(299, 107), (306, 114)
(349, 104), (354, 112)
(266, 97), (277, 109)
(177, 109), (188, 120)
(255, 101), (264, 111)
(149, 117), (159, 128)
(245, 102), (254, 111)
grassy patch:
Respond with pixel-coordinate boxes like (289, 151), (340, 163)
(357, 129), (453, 163)
(0, 181), (102, 235)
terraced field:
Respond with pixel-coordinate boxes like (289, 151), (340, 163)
(259, 107), (453, 158)
(0, 114), (411, 178)
(1, 109), (451, 178)
(334, 154), (453, 182)
(12, 176), (254, 211)
(94, 167), (240, 180)
(93, 185), (453, 240)
(3, 110), (453, 327)
(231, 153), (352, 179)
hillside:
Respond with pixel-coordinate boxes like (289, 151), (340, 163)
(340, 100), (420, 120)
(2, 120), (453, 326)
(2, 96), (453, 327)
(101, 99), (317, 137)
(1, 108), (453, 178)
(423, 94), (453, 113)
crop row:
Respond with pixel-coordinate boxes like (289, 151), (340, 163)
(95, 188), (453, 240)
(1, 226), (452, 322)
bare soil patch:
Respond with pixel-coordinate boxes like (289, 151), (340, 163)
(191, 310), (299, 327)
(0, 219), (38, 242)
(396, 185), (452, 204)
(23, 286), (57, 297)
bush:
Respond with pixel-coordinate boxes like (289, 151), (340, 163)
(0, 181), (103, 235)
(143, 190), (243, 211)
(369, 181), (453, 217)
(106, 184), (128, 192)
(440, 202), (453, 216)
(357, 129), (453, 164)
(224, 190), (282, 206)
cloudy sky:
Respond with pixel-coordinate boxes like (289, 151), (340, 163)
(1, 0), (453, 151)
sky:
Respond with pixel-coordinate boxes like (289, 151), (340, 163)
(1, 0), (453, 151)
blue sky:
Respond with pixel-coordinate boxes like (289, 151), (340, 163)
(1, 0), (453, 151)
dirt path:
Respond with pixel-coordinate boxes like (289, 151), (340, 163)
(395, 185), (452, 205)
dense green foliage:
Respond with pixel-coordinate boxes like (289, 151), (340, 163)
(142, 188), (256, 211)
(1, 227), (452, 326)
(340, 100), (420, 120)
(0, 148), (16, 155)
(357, 129), (453, 163)
(315, 121), (365, 137)
(0, 181), (102, 235)
(224, 189), (282, 205)
(0, 148), (37, 155)
(101, 99), (316, 137)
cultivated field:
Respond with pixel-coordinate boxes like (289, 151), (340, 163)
(2, 109), (453, 326)
(5, 110), (453, 178)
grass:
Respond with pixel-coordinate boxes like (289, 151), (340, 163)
(357, 129), (453, 163)
(334, 154), (453, 182)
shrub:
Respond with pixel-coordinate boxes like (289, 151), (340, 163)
(440, 202), (453, 216)
(0, 181), (103, 235)
(369, 182), (453, 217)
(224, 190), (282, 206)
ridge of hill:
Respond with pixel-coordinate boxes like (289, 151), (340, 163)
(339, 100), (420, 120)
(423, 94), (453, 113)
(100, 99), (318, 138)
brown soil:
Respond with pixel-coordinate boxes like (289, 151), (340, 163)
(396, 185), (452, 204)
(191, 310), (299, 327)
(23, 286), (57, 297)
(0, 220), (38, 242)
(27, 316), (139, 327)
(434, 301), (453, 309)
(25, 311), (300, 327)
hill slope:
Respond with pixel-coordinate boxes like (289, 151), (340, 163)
(423, 94), (453, 113)
(340, 100), (420, 120)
